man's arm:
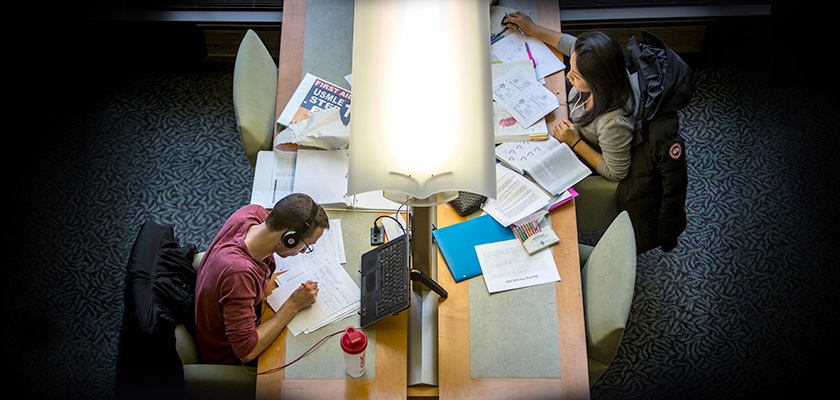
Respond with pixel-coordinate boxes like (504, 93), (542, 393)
(242, 281), (318, 363)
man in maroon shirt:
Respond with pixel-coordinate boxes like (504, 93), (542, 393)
(195, 193), (330, 364)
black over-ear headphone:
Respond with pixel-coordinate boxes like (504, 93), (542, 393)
(281, 201), (319, 248)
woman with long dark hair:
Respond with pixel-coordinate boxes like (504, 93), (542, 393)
(503, 12), (634, 182)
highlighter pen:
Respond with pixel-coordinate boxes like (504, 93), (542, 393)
(525, 41), (535, 68)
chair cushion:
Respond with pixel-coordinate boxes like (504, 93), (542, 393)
(581, 211), (636, 366)
(574, 176), (619, 232)
(234, 29), (279, 168)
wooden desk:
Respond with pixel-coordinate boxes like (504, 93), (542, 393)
(436, 200), (589, 400)
(256, 276), (408, 400)
(258, 1), (588, 398)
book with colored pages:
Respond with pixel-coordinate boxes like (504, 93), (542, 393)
(495, 136), (591, 196)
(432, 214), (515, 282)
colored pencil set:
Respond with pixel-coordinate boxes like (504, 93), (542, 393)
(511, 217), (541, 242)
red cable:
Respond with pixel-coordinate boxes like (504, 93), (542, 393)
(241, 306), (392, 376)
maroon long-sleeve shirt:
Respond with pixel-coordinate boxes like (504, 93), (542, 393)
(195, 205), (275, 364)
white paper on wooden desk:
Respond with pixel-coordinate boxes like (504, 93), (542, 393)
(492, 65), (560, 128)
(483, 164), (552, 227)
(267, 253), (360, 336)
(275, 218), (346, 273)
(476, 238), (560, 294)
(491, 33), (566, 82)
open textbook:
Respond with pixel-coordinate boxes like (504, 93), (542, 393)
(495, 137), (591, 196)
(250, 150), (401, 211)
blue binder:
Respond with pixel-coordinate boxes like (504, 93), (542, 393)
(433, 214), (516, 282)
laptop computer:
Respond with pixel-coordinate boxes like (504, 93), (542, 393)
(359, 235), (411, 328)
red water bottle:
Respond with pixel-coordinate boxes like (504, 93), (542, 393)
(340, 326), (367, 377)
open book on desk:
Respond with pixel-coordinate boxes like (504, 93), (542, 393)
(495, 137), (591, 196)
(250, 150), (401, 211)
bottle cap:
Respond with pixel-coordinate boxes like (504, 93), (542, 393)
(340, 326), (367, 355)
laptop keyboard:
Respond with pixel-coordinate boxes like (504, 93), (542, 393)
(376, 239), (407, 314)
(360, 234), (410, 328)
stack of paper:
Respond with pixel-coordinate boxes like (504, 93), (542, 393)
(491, 61), (549, 142)
(483, 163), (553, 227)
(249, 149), (402, 211)
(266, 254), (360, 336)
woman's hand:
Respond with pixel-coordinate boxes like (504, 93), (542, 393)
(502, 11), (538, 36)
(554, 119), (581, 147)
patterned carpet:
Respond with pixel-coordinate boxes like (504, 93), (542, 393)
(14, 56), (840, 399)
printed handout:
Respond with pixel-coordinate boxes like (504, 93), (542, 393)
(476, 238), (560, 293)
(492, 65), (560, 129)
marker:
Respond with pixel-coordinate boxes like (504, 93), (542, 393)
(525, 41), (535, 68)
(491, 26), (508, 40)
(491, 34), (505, 44)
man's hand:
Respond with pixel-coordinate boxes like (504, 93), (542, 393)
(288, 280), (318, 312)
(242, 281), (319, 363)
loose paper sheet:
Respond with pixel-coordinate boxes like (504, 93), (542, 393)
(293, 149), (350, 207)
(492, 65), (560, 128)
(483, 164), (552, 227)
(476, 238), (560, 293)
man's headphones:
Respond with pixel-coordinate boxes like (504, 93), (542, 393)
(281, 201), (319, 248)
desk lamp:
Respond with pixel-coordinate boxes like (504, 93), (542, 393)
(349, 0), (495, 387)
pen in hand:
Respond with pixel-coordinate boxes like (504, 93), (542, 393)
(505, 12), (527, 36)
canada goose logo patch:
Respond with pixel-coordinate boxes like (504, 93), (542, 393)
(669, 143), (682, 159)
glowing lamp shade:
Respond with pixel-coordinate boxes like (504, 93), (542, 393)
(348, 0), (496, 205)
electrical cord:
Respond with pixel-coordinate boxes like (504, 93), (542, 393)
(241, 302), (392, 376)
(373, 215), (406, 235)
(374, 204), (407, 234)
